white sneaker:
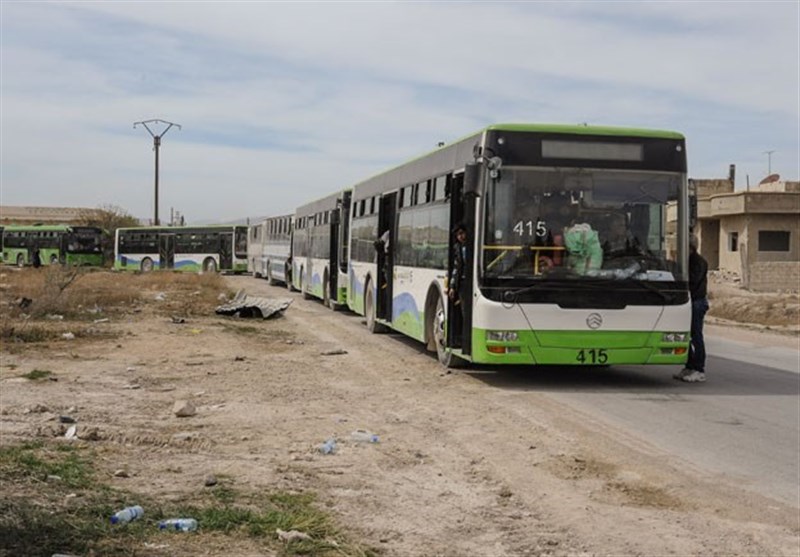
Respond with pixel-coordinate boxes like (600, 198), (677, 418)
(680, 371), (706, 383)
(673, 367), (693, 380)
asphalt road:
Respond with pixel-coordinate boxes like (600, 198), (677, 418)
(465, 333), (800, 507)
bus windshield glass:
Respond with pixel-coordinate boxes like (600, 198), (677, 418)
(482, 168), (684, 282)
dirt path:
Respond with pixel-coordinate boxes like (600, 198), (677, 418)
(1, 273), (798, 556)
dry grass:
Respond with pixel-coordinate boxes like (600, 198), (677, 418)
(0, 267), (230, 320)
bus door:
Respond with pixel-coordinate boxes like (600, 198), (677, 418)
(447, 166), (477, 355)
(219, 233), (233, 270)
(329, 210), (340, 302)
(159, 234), (175, 269)
(376, 192), (397, 322)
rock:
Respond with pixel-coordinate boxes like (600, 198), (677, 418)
(320, 349), (348, 356)
(204, 474), (218, 487)
(59, 416), (76, 424)
(27, 403), (50, 414)
(61, 332), (75, 340)
(172, 400), (197, 417)
(277, 529), (311, 542)
(113, 469), (130, 478)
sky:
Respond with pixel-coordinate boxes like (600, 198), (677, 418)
(1, 1), (798, 224)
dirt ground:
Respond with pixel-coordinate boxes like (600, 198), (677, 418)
(0, 268), (798, 556)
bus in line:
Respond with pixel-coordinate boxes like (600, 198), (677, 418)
(2, 225), (105, 267)
(338, 123), (691, 367)
(114, 225), (248, 273)
(248, 214), (293, 285)
(291, 190), (352, 308)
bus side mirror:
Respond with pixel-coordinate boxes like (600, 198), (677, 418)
(463, 162), (480, 196)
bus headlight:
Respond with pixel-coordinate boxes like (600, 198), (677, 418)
(486, 331), (519, 342)
(662, 332), (688, 343)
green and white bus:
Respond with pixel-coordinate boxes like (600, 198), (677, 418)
(248, 214), (293, 285)
(2, 224), (105, 267)
(345, 123), (692, 367)
(114, 225), (248, 273)
(291, 190), (352, 308)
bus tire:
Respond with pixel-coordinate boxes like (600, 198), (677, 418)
(140, 257), (154, 272)
(203, 258), (217, 273)
(433, 294), (464, 368)
(365, 278), (388, 334)
(16, 254), (25, 267)
(49, 254), (59, 266)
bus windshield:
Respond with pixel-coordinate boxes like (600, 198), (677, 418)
(482, 168), (685, 282)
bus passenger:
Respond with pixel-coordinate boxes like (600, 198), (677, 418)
(603, 218), (641, 258)
(448, 224), (468, 300)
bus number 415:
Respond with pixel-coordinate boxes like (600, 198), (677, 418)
(576, 349), (608, 364)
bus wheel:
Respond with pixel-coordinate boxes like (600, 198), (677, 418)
(203, 258), (217, 273)
(49, 255), (59, 266)
(16, 254), (25, 267)
(140, 258), (154, 272)
(365, 279), (387, 334)
(433, 295), (463, 368)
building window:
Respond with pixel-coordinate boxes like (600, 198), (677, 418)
(758, 230), (790, 252)
(729, 232), (738, 252)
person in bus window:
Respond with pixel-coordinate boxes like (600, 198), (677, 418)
(602, 217), (641, 258)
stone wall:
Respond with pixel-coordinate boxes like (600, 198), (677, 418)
(746, 261), (800, 292)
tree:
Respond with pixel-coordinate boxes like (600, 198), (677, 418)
(78, 204), (140, 266)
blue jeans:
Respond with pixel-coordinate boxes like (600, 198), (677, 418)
(687, 297), (709, 372)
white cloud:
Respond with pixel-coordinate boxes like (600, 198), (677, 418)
(1, 1), (797, 221)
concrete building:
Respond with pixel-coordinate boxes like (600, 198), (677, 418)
(0, 205), (101, 225)
(689, 168), (800, 292)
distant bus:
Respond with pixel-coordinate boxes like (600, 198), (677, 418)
(248, 215), (293, 284)
(344, 123), (692, 368)
(291, 190), (351, 308)
(2, 224), (104, 267)
(114, 225), (248, 273)
(248, 219), (267, 277)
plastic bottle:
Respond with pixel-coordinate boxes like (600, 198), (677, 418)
(350, 430), (379, 443)
(158, 518), (198, 532)
(110, 505), (144, 524)
(319, 438), (337, 454)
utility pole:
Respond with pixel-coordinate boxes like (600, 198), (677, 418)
(763, 149), (776, 175)
(134, 119), (182, 225)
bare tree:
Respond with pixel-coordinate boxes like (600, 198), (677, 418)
(78, 205), (140, 265)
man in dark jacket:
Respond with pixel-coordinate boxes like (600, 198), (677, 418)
(674, 234), (709, 382)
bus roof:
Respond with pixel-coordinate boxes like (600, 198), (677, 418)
(483, 123), (684, 139)
(2, 224), (92, 232)
(116, 225), (246, 231)
(350, 122), (685, 199)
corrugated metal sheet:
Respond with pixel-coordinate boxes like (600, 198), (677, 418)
(215, 290), (292, 319)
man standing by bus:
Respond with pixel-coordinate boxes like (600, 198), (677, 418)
(675, 234), (709, 383)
